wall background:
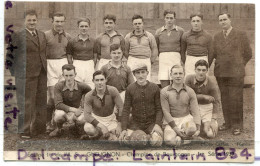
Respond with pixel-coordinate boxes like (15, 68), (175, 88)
(4, 2), (255, 84)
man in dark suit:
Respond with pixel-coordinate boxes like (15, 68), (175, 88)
(8, 10), (47, 139)
(209, 13), (252, 135)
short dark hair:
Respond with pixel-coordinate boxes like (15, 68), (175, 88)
(52, 12), (66, 21)
(170, 64), (185, 74)
(110, 44), (124, 53)
(132, 14), (143, 22)
(103, 14), (116, 23)
(93, 70), (107, 80)
(62, 64), (76, 72)
(190, 13), (203, 20)
(163, 9), (176, 18)
(195, 59), (209, 69)
(77, 18), (91, 27)
(25, 9), (38, 18)
(218, 13), (231, 18)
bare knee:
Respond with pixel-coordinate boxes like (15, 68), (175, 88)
(164, 130), (179, 146)
(203, 122), (215, 138)
(183, 121), (197, 136)
(84, 123), (96, 136)
(53, 110), (66, 124)
(164, 135), (181, 146)
(76, 114), (85, 125)
(204, 125), (215, 138)
(150, 132), (163, 147)
(108, 133), (118, 141)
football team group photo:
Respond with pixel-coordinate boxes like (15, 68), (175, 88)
(4, 2), (254, 150)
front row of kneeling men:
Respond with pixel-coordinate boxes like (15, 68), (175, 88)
(50, 44), (220, 146)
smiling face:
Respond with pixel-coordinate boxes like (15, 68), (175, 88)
(78, 21), (90, 35)
(93, 74), (107, 91)
(134, 69), (148, 85)
(170, 67), (185, 85)
(52, 16), (65, 32)
(164, 13), (175, 27)
(218, 14), (232, 30)
(191, 16), (203, 32)
(63, 69), (76, 84)
(133, 18), (144, 33)
(110, 48), (123, 63)
(104, 19), (115, 32)
(195, 65), (208, 82)
(25, 14), (38, 31)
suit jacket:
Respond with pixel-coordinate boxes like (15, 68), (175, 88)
(210, 28), (252, 77)
(8, 29), (47, 78)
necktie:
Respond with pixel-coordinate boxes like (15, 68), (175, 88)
(223, 30), (227, 38)
(32, 31), (37, 37)
(32, 31), (39, 44)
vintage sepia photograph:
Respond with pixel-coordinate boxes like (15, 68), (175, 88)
(3, 0), (255, 163)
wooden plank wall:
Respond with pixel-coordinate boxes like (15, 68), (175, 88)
(5, 2), (255, 38)
(5, 2), (255, 19)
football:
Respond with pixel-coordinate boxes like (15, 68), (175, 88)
(182, 122), (197, 137)
(129, 130), (148, 147)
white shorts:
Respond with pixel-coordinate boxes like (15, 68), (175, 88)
(185, 55), (208, 77)
(199, 103), (213, 123)
(97, 58), (110, 70)
(92, 113), (118, 131)
(73, 60), (95, 89)
(47, 58), (68, 86)
(127, 56), (151, 81)
(159, 52), (181, 80)
(164, 114), (194, 131)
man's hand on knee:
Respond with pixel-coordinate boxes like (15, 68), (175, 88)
(150, 131), (163, 147)
(151, 124), (163, 137)
(111, 122), (122, 137)
(74, 109), (82, 117)
(97, 123), (109, 138)
(173, 126), (188, 139)
(210, 119), (218, 137)
(119, 130), (128, 145)
(192, 124), (201, 138)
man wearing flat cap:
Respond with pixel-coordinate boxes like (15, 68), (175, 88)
(119, 63), (163, 146)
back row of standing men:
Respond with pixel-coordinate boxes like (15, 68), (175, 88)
(8, 9), (252, 142)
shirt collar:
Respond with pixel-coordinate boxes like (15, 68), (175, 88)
(26, 28), (36, 36)
(76, 35), (90, 42)
(223, 26), (233, 36)
(167, 83), (187, 92)
(107, 61), (126, 70)
(103, 30), (121, 37)
(92, 86), (110, 96)
(190, 29), (204, 35)
(193, 76), (208, 86)
(135, 81), (150, 88)
(52, 28), (66, 37)
(62, 81), (78, 91)
(130, 30), (148, 38)
(161, 25), (178, 32)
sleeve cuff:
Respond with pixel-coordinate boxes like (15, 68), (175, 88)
(168, 120), (176, 129)
(91, 119), (99, 127)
